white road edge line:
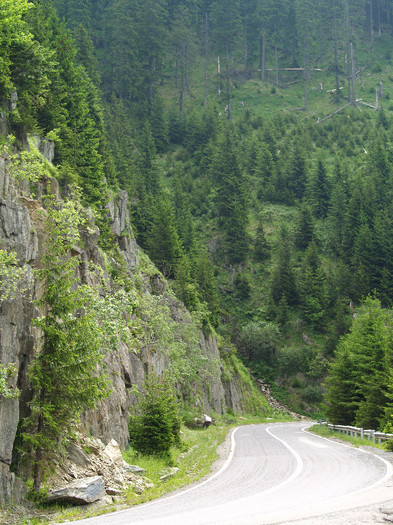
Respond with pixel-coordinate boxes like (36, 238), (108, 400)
(64, 427), (240, 524)
(302, 425), (393, 490)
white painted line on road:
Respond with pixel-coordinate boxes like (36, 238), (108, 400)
(263, 426), (304, 491)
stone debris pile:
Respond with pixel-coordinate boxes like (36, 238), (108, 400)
(47, 436), (152, 505)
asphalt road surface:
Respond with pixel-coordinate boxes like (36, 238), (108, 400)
(65, 422), (393, 525)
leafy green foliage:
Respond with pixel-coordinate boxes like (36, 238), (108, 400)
(0, 363), (19, 399)
(0, 248), (27, 303)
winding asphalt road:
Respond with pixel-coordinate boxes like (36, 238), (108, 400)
(65, 422), (393, 524)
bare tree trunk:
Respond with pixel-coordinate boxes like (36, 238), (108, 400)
(149, 56), (155, 101)
(350, 42), (356, 105)
(175, 51), (179, 89)
(179, 89), (183, 118)
(344, 0), (351, 102)
(33, 444), (43, 492)
(370, 0), (374, 50)
(259, 27), (266, 82)
(33, 397), (45, 493)
(226, 41), (232, 120)
(204, 12), (208, 106)
(377, 0), (381, 37)
(185, 42), (190, 91)
(218, 56), (221, 97)
(333, 2), (340, 100)
(179, 49), (184, 118)
(275, 39), (279, 86)
(304, 55), (308, 111)
(244, 31), (248, 62)
(260, 27), (266, 81)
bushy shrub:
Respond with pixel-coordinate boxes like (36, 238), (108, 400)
(129, 374), (181, 456)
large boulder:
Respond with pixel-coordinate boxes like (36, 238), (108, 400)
(46, 476), (105, 504)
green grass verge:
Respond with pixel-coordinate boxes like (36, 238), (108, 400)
(308, 423), (387, 450)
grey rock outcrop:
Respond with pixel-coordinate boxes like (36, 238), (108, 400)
(47, 476), (106, 504)
(31, 135), (55, 163)
(107, 190), (138, 271)
(0, 464), (27, 506)
(0, 154), (37, 505)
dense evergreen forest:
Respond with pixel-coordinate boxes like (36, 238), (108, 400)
(4, 0), (393, 429)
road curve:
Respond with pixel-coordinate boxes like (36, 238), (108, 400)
(64, 422), (393, 525)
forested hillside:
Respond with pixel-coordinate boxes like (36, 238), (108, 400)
(3, 0), (393, 443)
(46, 0), (393, 423)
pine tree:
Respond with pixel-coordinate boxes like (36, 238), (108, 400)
(193, 248), (220, 325)
(129, 373), (181, 456)
(327, 182), (347, 256)
(147, 196), (183, 279)
(210, 125), (249, 263)
(149, 96), (169, 153)
(351, 216), (377, 300)
(254, 216), (270, 261)
(374, 207), (393, 306)
(286, 143), (307, 202)
(138, 121), (160, 194)
(325, 346), (359, 425)
(307, 159), (330, 219)
(172, 171), (195, 253)
(295, 202), (314, 250)
(299, 241), (328, 329)
(271, 226), (297, 306)
(324, 296), (393, 429)
(341, 187), (362, 262)
(134, 0), (169, 104)
(73, 24), (100, 85)
(255, 142), (276, 199)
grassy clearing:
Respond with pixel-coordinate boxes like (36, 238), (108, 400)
(308, 423), (387, 450)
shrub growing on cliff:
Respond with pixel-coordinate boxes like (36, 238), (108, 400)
(0, 248), (27, 303)
(129, 374), (182, 457)
(0, 363), (19, 399)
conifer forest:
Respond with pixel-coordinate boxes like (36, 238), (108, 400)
(4, 0), (393, 474)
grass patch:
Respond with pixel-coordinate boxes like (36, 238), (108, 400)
(308, 423), (386, 450)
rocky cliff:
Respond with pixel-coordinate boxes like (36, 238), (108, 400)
(0, 147), (267, 505)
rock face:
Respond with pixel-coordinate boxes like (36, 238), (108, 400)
(0, 148), (261, 505)
(0, 154), (37, 505)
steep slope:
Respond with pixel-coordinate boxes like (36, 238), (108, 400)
(0, 131), (269, 504)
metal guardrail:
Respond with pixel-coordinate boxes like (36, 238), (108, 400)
(321, 422), (393, 445)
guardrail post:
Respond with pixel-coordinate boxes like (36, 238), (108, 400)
(371, 430), (375, 444)
(361, 428), (364, 439)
